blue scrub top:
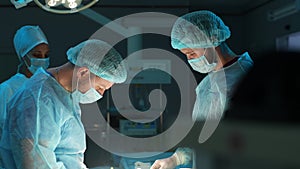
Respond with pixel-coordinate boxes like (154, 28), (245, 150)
(0, 68), (87, 169)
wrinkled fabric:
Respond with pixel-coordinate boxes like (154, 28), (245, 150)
(0, 73), (29, 137)
(192, 52), (253, 121)
(171, 10), (230, 49)
(0, 68), (87, 169)
(0, 73), (29, 168)
(67, 39), (127, 83)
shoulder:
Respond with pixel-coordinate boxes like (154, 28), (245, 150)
(0, 74), (28, 97)
(196, 75), (210, 93)
(237, 52), (254, 72)
(9, 70), (54, 105)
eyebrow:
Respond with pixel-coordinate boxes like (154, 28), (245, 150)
(31, 51), (50, 54)
(31, 51), (42, 53)
(31, 51), (48, 54)
(184, 51), (194, 55)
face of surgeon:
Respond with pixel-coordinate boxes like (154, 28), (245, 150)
(22, 43), (50, 76)
(92, 75), (114, 96)
(76, 68), (114, 96)
(27, 43), (50, 59)
(180, 48), (206, 60)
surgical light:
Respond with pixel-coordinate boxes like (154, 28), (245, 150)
(44, 0), (82, 9)
(45, 0), (61, 7)
(34, 0), (98, 14)
(11, 0), (99, 14)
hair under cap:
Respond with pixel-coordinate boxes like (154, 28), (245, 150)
(171, 10), (231, 49)
(67, 39), (127, 83)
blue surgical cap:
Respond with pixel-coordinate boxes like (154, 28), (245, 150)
(67, 39), (127, 83)
(171, 10), (231, 49)
(13, 25), (48, 60)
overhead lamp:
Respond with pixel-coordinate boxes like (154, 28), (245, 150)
(11, 0), (99, 14)
(34, 0), (99, 14)
(268, 0), (300, 21)
(44, 0), (82, 9)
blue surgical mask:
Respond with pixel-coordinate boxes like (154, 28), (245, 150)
(72, 88), (103, 104)
(188, 51), (217, 73)
(72, 75), (103, 104)
(24, 54), (50, 74)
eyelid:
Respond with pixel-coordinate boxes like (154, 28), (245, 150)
(188, 53), (195, 57)
(31, 53), (49, 58)
(32, 54), (42, 57)
(30, 51), (42, 55)
(97, 86), (105, 90)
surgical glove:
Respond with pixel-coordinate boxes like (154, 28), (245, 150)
(150, 154), (179, 169)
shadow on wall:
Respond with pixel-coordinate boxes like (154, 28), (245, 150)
(225, 51), (300, 122)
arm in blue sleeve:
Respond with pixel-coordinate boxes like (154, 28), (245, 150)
(9, 91), (66, 169)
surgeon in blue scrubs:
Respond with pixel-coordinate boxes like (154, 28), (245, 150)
(151, 10), (253, 169)
(0, 39), (127, 169)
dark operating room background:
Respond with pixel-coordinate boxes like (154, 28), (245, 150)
(1, 0), (300, 168)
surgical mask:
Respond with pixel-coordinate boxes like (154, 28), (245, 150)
(24, 54), (50, 74)
(72, 75), (103, 104)
(188, 50), (217, 73)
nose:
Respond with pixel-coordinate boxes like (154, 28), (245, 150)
(96, 88), (105, 96)
(40, 53), (49, 58)
(42, 54), (47, 58)
(187, 55), (195, 60)
(30, 53), (49, 59)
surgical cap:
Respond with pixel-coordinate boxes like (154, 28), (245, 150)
(171, 10), (231, 49)
(13, 25), (48, 60)
(67, 39), (127, 83)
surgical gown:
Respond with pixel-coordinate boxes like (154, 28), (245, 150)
(192, 52), (253, 120)
(0, 73), (28, 137)
(0, 73), (28, 168)
(0, 68), (87, 169)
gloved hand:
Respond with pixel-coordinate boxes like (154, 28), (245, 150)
(150, 154), (178, 169)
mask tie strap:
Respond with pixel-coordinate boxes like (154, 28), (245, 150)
(76, 72), (80, 92)
(203, 48), (207, 56)
(88, 71), (94, 90)
(23, 54), (32, 69)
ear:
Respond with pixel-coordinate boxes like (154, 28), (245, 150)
(76, 67), (90, 79)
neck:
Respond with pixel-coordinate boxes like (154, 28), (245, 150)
(48, 62), (74, 92)
(18, 63), (33, 78)
(215, 43), (238, 70)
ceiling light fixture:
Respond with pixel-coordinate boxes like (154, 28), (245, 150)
(10, 0), (99, 14)
(268, 0), (300, 21)
(34, 0), (99, 14)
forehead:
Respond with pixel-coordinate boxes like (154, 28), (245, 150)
(30, 43), (49, 53)
(180, 48), (204, 53)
